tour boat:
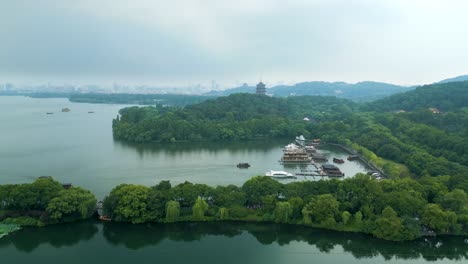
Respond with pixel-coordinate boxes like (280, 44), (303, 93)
(265, 170), (296, 179)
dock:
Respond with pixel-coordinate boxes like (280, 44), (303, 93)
(323, 143), (387, 178)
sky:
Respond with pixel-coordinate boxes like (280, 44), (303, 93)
(1, 0), (468, 88)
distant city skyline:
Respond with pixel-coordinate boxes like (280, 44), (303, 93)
(1, 1), (468, 87)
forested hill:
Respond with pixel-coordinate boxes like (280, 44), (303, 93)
(205, 81), (412, 102)
(364, 81), (468, 112)
(113, 92), (468, 188)
(438, 75), (468, 83)
(112, 94), (356, 142)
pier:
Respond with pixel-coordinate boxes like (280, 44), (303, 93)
(322, 143), (386, 178)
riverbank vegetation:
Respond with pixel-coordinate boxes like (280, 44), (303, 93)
(0, 177), (97, 228)
(100, 175), (468, 241)
(1, 173), (467, 242)
(0, 224), (21, 239)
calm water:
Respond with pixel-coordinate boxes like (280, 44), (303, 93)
(1, 221), (467, 264)
(0, 96), (368, 198)
(4, 96), (460, 263)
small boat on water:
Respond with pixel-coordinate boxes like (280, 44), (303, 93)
(88, 111), (95, 114)
(99, 215), (111, 221)
(237, 163), (250, 168)
(333, 158), (345, 164)
(61, 108), (70, 112)
(46, 112), (53, 115)
(265, 170), (296, 179)
(347, 155), (359, 161)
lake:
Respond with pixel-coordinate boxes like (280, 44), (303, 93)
(5, 96), (462, 264)
(0, 96), (369, 198)
(1, 221), (467, 264)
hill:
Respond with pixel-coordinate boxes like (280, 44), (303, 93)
(438, 75), (468, 84)
(112, 93), (356, 142)
(204, 81), (412, 102)
(365, 81), (468, 112)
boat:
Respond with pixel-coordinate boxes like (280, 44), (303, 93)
(281, 143), (312, 163)
(99, 215), (111, 221)
(88, 111), (95, 114)
(46, 112), (53, 115)
(305, 145), (316, 153)
(61, 108), (70, 112)
(321, 164), (344, 177)
(283, 143), (300, 152)
(236, 163), (250, 168)
(347, 155), (359, 161)
(311, 153), (328, 161)
(295, 135), (306, 146)
(265, 170), (296, 179)
(333, 158), (344, 164)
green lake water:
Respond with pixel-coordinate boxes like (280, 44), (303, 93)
(0, 96), (368, 199)
(1, 221), (467, 264)
(2, 96), (466, 263)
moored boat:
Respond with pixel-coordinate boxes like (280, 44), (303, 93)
(265, 170), (296, 179)
(333, 158), (344, 164)
(321, 164), (344, 177)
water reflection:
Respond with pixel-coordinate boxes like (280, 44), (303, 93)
(0, 221), (98, 252)
(103, 222), (468, 261)
(113, 139), (286, 158)
(2, 221), (467, 261)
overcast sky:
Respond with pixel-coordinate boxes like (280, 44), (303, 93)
(1, 0), (468, 87)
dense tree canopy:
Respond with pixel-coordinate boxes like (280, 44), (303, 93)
(96, 174), (468, 241)
(0, 177), (96, 225)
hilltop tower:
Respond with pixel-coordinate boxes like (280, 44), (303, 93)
(256, 82), (266, 95)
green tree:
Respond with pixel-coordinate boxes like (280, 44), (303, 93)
(165, 201), (180, 223)
(46, 187), (96, 222)
(104, 184), (151, 223)
(192, 196), (209, 221)
(372, 206), (404, 241)
(342, 211), (351, 225)
(435, 189), (468, 213)
(354, 211), (363, 226)
(242, 176), (282, 205)
(302, 194), (340, 224)
(287, 197), (304, 220)
(274, 202), (293, 223)
(421, 204), (457, 233)
(218, 207), (228, 220)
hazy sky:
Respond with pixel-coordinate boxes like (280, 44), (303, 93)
(1, 0), (468, 87)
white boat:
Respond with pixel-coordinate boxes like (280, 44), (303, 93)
(295, 135), (306, 146)
(265, 170), (296, 179)
(305, 145), (316, 152)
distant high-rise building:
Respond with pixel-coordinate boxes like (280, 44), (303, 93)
(256, 82), (266, 95)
